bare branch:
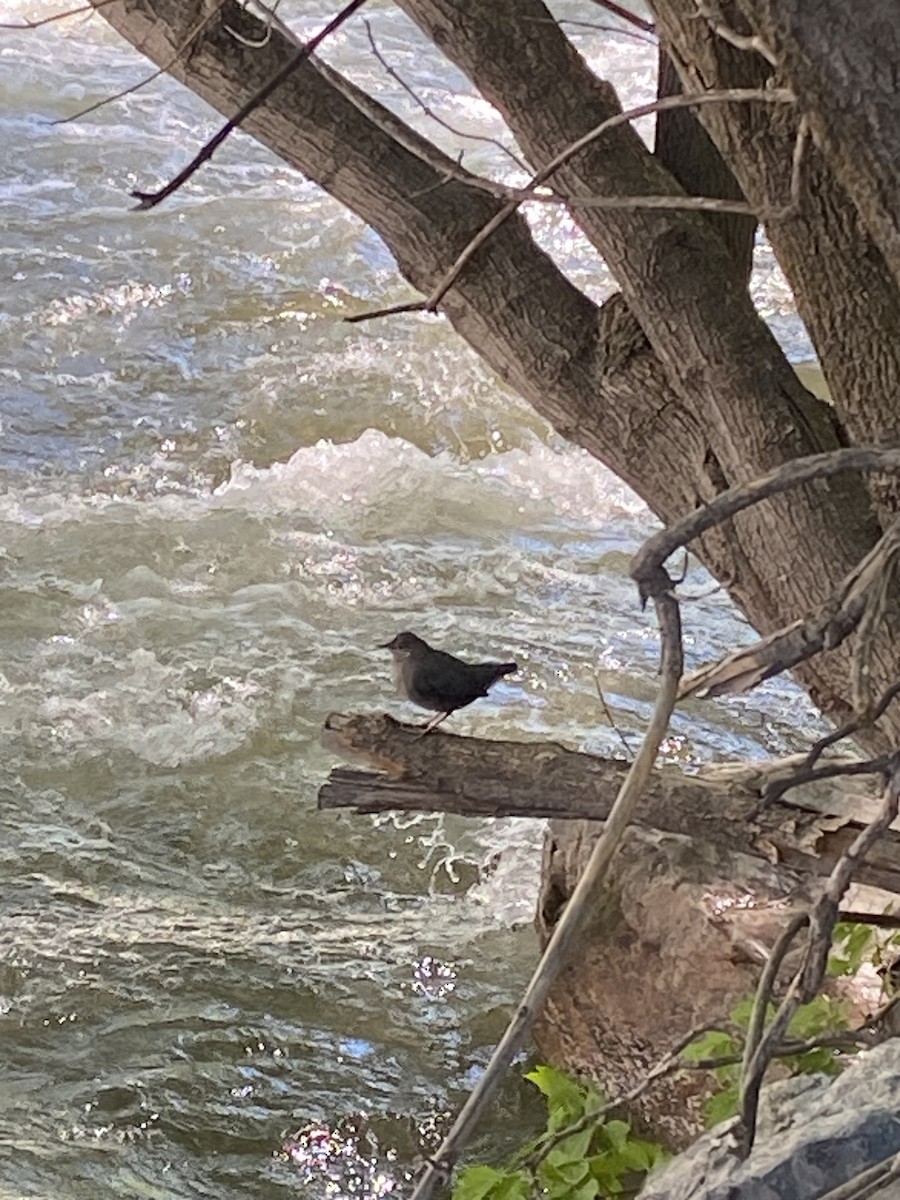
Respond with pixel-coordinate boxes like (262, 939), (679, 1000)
(587, 0), (655, 36)
(737, 763), (900, 1158)
(679, 519), (900, 700)
(130, 0), (371, 210)
(787, 115), (811, 212)
(816, 1154), (900, 1200)
(695, 0), (778, 66)
(837, 909), (900, 931)
(407, 589), (684, 1200)
(549, 17), (657, 46)
(363, 18), (528, 174)
(527, 1021), (735, 1168)
(0, 0), (119, 28)
(56, 1), (227, 126)
(759, 754), (894, 810)
(528, 995), (890, 1174)
(805, 682), (900, 771)
(851, 538), (900, 717)
(740, 912), (808, 1095)
(224, 0), (282, 46)
(593, 672), (635, 761)
(351, 86), (795, 324)
(632, 447), (900, 606)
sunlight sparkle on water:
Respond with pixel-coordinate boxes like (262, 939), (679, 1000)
(280, 1120), (401, 1197)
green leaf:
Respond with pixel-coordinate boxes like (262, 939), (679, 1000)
(619, 1137), (657, 1171)
(526, 1065), (586, 1108)
(730, 997), (774, 1030)
(452, 1165), (510, 1200)
(680, 1028), (738, 1062)
(569, 1179), (600, 1200)
(491, 1175), (530, 1200)
(526, 1065), (595, 1128)
(598, 1119), (630, 1151)
(788, 994), (848, 1040)
(541, 1157), (589, 1187)
(781, 1047), (846, 1076)
(703, 1080), (740, 1127)
(546, 1126), (594, 1164)
(586, 1150), (622, 1185)
(829, 922), (876, 976)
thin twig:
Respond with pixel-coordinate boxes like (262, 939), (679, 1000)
(852, 544), (900, 718)
(363, 18), (528, 173)
(836, 909), (900, 931)
(633, 448), (900, 603)
(55, 1), (227, 126)
(805, 682), (900, 772)
(407, 591), (684, 1200)
(816, 1154), (900, 1200)
(130, 0), (371, 210)
(679, 519), (900, 701)
(587, 0), (655, 35)
(787, 115), (811, 211)
(527, 1021), (733, 1168)
(740, 912), (808, 1089)
(552, 17), (657, 46)
(759, 754), (893, 810)
(696, 0), (777, 66)
(593, 672), (635, 761)
(0, 0), (119, 28)
(421, 87), (793, 314)
(529, 1002), (885, 1172)
(225, 0), (281, 46)
(350, 86), (794, 324)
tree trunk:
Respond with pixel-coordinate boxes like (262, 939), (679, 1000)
(651, 0), (900, 519)
(738, 0), (900, 285)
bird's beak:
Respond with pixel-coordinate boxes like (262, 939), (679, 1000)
(378, 639), (395, 649)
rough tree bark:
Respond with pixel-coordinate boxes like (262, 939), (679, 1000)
(651, 0), (900, 516)
(738, 0), (900, 284)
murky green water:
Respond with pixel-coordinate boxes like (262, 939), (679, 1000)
(0, 3), (824, 1196)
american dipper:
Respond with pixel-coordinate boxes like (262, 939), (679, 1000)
(380, 631), (518, 734)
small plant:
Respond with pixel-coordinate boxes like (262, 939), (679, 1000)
(452, 1065), (667, 1200)
(682, 986), (855, 1128)
(453, 920), (892, 1197)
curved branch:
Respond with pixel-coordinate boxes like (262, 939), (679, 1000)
(408, 590), (684, 1200)
(632, 447), (900, 603)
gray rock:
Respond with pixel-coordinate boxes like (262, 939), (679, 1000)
(639, 1040), (900, 1200)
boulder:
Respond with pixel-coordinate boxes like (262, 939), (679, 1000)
(640, 1039), (900, 1200)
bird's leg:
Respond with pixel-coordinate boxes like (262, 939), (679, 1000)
(416, 711), (451, 739)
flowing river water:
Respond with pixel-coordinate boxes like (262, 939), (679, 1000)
(1, 3), (826, 1196)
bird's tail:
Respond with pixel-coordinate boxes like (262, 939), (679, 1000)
(493, 661), (518, 680)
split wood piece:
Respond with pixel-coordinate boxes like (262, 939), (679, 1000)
(319, 712), (900, 896)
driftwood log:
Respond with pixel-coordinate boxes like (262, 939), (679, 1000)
(319, 713), (899, 1146)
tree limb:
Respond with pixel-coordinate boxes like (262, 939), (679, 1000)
(680, 518), (900, 699)
(406, 590), (684, 1200)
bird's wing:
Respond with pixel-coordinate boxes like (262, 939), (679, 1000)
(408, 651), (484, 709)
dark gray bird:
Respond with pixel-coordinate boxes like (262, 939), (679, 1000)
(380, 631), (518, 734)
